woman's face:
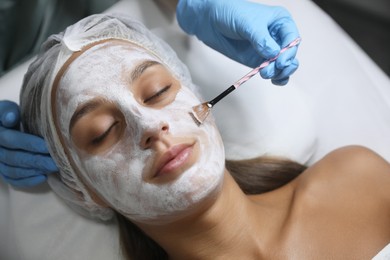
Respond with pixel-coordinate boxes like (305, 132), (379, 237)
(54, 40), (225, 224)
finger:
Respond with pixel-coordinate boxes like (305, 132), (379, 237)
(269, 14), (300, 67)
(249, 29), (280, 59)
(273, 59), (299, 81)
(1, 174), (47, 187)
(0, 127), (50, 153)
(259, 62), (277, 79)
(237, 14), (280, 59)
(272, 77), (290, 86)
(275, 45), (298, 70)
(0, 161), (51, 179)
(260, 58), (298, 85)
(275, 18), (300, 50)
(0, 101), (20, 128)
(271, 59), (299, 86)
(0, 147), (58, 172)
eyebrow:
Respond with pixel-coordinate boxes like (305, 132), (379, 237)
(69, 60), (161, 131)
(130, 60), (161, 82)
(69, 99), (107, 132)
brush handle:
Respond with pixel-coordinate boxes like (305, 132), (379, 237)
(233, 37), (301, 88)
(208, 38), (301, 108)
(209, 85), (236, 107)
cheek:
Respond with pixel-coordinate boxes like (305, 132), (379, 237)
(82, 152), (127, 189)
(80, 144), (152, 206)
(173, 87), (202, 109)
(170, 89), (222, 142)
(155, 88), (202, 130)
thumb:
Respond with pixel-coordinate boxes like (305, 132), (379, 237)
(239, 20), (280, 60)
(0, 101), (20, 128)
(251, 31), (281, 60)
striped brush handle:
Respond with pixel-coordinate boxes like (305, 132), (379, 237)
(233, 38), (301, 88)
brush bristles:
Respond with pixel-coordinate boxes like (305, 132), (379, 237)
(190, 102), (211, 125)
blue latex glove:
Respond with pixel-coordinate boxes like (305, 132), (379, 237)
(176, 0), (300, 85)
(0, 100), (58, 187)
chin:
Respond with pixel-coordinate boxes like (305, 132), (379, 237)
(129, 167), (225, 226)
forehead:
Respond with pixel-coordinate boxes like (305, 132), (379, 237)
(62, 40), (160, 87)
(72, 40), (159, 67)
(56, 40), (163, 104)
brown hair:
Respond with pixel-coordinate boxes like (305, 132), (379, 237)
(117, 156), (307, 259)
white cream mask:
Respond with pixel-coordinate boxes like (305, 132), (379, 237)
(55, 40), (225, 224)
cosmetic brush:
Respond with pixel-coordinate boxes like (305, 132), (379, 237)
(190, 38), (301, 125)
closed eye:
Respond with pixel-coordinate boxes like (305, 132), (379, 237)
(91, 121), (119, 145)
(143, 85), (171, 104)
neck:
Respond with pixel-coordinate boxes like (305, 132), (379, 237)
(136, 171), (268, 259)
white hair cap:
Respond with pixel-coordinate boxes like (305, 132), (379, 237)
(20, 13), (199, 221)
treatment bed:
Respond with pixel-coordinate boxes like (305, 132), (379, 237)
(0, 0), (389, 259)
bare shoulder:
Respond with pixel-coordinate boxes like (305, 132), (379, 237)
(300, 145), (390, 204)
(325, 145), (387, 161)
(283, 146), (390, 258)
(321, 145), (390, 175)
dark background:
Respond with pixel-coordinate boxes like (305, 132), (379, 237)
(1, 0), (389, 76)
(312, 0), (390, 76)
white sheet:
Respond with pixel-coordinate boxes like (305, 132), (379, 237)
(0, 0), (389, 259)
(373, 243), (390, 260)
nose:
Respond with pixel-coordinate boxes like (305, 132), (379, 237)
(140, 122), (169, 149)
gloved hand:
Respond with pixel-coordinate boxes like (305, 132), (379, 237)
(0, 100), (58, 187)
(176, 0), (300, 85)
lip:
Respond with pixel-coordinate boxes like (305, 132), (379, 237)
(154, 143), (195, 179)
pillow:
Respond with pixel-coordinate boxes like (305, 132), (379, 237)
(0, 0), (389, 259)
